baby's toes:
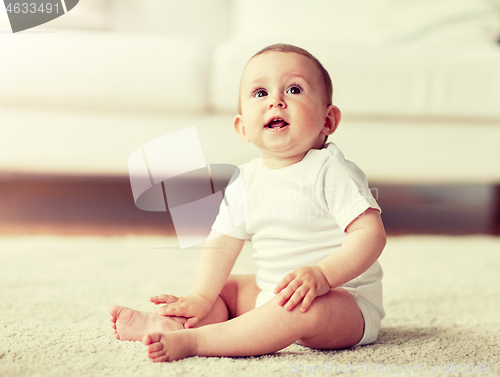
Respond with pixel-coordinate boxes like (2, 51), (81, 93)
(151, 354), (169, 363)
(147, 340), (163, 353)
(148, 349), (166, 359)
(144, 333), (169, 362)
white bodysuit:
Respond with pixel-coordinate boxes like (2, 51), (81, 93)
(212, 143), (385, 346)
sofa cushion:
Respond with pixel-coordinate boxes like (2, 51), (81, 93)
(0, 31), (209, 113)
(231, 0), (500, 46)
(2, 108), (500, 184)
(0, 109), (257, 177)
(109, 0), (231, 47)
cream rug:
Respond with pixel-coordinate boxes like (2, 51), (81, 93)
(0, 235), (499, 376)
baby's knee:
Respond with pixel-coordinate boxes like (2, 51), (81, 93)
(300, 290), (355, 328)
(220, 275), (239, 300)
(221, 275), (256, 296)
(220, 274), (259, 318)
(297, 302), (327, 334)
(219, 275), (243, 318)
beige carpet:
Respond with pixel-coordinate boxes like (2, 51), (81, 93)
(0, 235), (499, 376)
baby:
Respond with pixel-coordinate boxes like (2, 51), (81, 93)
(109, 43), (386, 362)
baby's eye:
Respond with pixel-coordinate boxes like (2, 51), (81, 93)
(287, 85), (303, 95)
(253, 89), (268, 98)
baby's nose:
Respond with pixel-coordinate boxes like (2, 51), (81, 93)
(268, 96), (286, 108)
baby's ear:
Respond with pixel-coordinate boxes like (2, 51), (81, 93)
(322, 105), (341, 136)
(234, 115), (250, 143)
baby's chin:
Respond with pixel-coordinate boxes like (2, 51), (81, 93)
(258, 146), (313, 167)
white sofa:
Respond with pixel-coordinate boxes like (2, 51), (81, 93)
(1, 0), (500, 185)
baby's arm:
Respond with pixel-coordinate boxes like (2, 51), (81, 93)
(153, 232), (244, 328)
(275, 208), (386, 312)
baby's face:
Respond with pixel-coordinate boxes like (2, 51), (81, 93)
(235, 51), (336, 167)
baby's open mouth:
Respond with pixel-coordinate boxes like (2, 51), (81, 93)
(265, 118), (289, 129)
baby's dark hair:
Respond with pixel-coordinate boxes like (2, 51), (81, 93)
(238, 43), (333, 114)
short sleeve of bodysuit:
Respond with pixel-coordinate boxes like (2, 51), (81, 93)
(316, 152), (381, 232)
(211, 169), (251, 240)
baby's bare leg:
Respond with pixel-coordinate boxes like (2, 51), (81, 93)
(109, 274), (259, 341)
(144, 288), (363, 362)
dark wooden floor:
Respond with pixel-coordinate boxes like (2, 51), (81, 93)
(0, 173), (499, 236)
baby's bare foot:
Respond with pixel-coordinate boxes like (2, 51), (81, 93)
(108, 305), (186, 341)
(143, 331), (199, 362)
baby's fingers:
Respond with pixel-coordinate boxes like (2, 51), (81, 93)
(274, 272), (295, 294)
(159, 304), (189, 317)
(184, 317), (200, 329)
(299, 290), (316, 313)
(150, 294), (179, 305)
(277, 278), (302, 307)
(155, 306), (167, 315)
(283, 287), (307, 311)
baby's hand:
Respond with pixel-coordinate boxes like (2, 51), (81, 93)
(150, 293), (212, 329)
(274, 266), (330, 312)
(150, 294), (180, 306)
